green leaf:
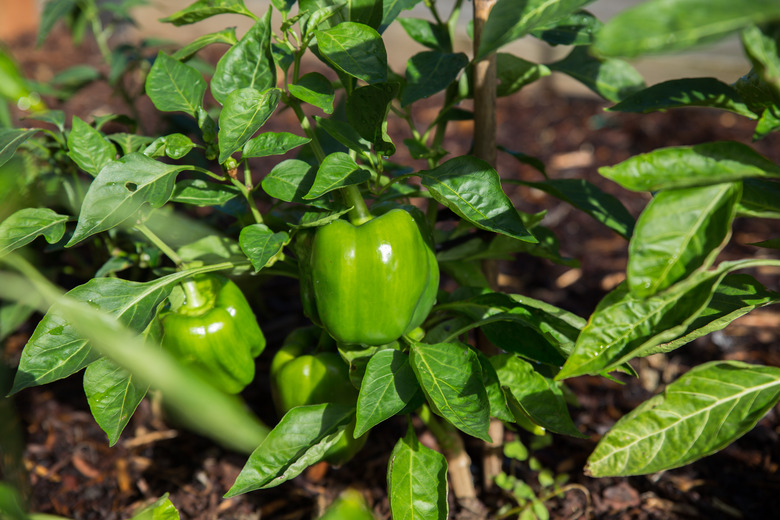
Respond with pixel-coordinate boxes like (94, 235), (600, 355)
(129, 493), (180, 520)
(0, 128), (38, 168)
(160, 0), (257, 26)
(67, 153), (191, 246)
(478, 0), (595, 59)
(402, 51), (468, 106)
(599, 141), (780, 192)
(108, 133), (155, 155)
(508, 178), (634, 239)
(171, 179), (240, 207)
(492, 353), (586, 437)
(304, 151), (371, 200)
(556, 259), (780, 380)
(37, 0), (77, 46)
(628, 183), (741, 297)
(172, 28), (238, 61)
(593, 0), (780, 58)
(355, 349), (422, 437)
(67, 116), (116, 176)
(0, 208), (69, 257)
(549, 46), (645, 103)
(739, 178), (780, 218)
(387, 423), (448, 520)
(741, 23), (780, 101)
(346, 83), (398, 154)
(288, 72), (335, 114)
(0, 302), (35, 342)
(588, 361), (780, 476)
(315, 22), (388, 84)
(419, 156), (536, 243)
(609, 78), (756, 117)
(211, 10), (276, 104)
(410, 341), (492, 442)
(495, 53), (551, 97)
(238, 224), (290, 272)
(398, 18), (452, 52)
(226, 403), (355, 495)
(476, 351), (514, 422)
(530, 9), (602, 46)
(315, 115), (373, 153)
(243, 132), (311, 158)
(84, 357), (148, 445)
(260, 159), (318, 204)
(10, 274), (180, 393)
(654, 274), (780, 353)
(145, 52), (206, 117)
(144, 133), (197, 160)
(218, 87), (281, 163)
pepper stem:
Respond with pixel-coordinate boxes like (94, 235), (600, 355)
(181, 279), (209, 311)
(342, 184), (372, 225)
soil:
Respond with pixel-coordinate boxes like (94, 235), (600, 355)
(3, 23), (780, 520)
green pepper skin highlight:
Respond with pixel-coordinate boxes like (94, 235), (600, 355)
(309, 208), (439, 345)
(161, 275), (266, 394)
(270, 326), (367, 465)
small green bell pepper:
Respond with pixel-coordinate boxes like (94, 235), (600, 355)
(270, 326), (367, 465)
(160, 274), (266, 394)
(306, 208), (439, 345)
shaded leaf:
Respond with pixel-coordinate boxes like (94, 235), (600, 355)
(0, 208), (69, 257)
(238, 224), (290, 272)
(0, 128), (38, 168)
(288, 72), (335, 113)
(171, 179), (240, 207)
(346, 83), (397, 154)
(315, 22), (388, 84)
(305, 152), (370, 199)
(496, 53), (551, 97)
(402, 51), (468, 106)
(549, 46), (645, 103)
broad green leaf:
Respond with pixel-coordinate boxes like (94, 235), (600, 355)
(588, 361), (780, 476)
(549, 46), (645, 103)
(84, 357), (148, 445)
(530, 9), (602, 46)
(478, 0), (595, 59)
(37, 0), (77, 46)
(507, 178), (634, 239)
(609, 78), (755, 117)
(226, 404), (355, 495)
(288, 72), (335, 114)
(10, 274), (181, 393)
(402, 51), (468, 106)
(243, 132), (311, 158)
(346, 83), (397, 154)
(211, 10), (276, 104)
(218, 87), (281, 163)
(300, 1), (347, 35)
(0, 128), (38, 168)
(398, 18), (451, 52)
(754, 106), (780, 140)
(387, 423), (448, 520)
(0, 208), (68, 257)
(593, 0), (780, 58)
(315, 22), (388, 84)
(172, 28), (238, 61)
(476, 351), (514, 423)
(26, 109), (66, 132)
(238, 224), (290, 272)
(491, 354), (586, 438)
(355, 349), (422, 437)
(419, 156), (536, 243)
(129, 493), (180, 520)
(261, 159), (317, 203)
(305, 151), (371, 199)
(496, 53), (551, 97)
(315, 115), (372, 153)
(144, 133), (197, 160)
(599, 141), (780, 192)
(160, 0), (257, 26)
(347, 0), (384, 29)
(171, 179), (240, 207)
(108, 133), (155, 155)
(654, 274), (780, 353)
(739, 178), (780, 218)
(67, 116), (116, 176)
(410, 341), (492, 442)
(381, 0), (423, 32)
(556, 258), (780, 380)
(145, 52), (206, 117)
(627, 183), (741, 297)
(67, 153), (191, 246)
(742, 23), (780, 100)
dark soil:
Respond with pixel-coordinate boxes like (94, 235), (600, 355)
(2, 24), (780, 520)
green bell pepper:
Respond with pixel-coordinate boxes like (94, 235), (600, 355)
(160, 274), (266, 394)
(306, 208), (439, 345)
(270, 326), (367, 465)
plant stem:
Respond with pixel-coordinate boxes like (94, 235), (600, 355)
(342, 184), (372, 225)
(135, 223), (184, 268)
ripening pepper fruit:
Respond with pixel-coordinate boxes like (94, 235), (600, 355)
(160, 274), (266, 394)
(306, 208), (439, 345)
(270, 326), (367, 465)
(319, 488), (377, 520)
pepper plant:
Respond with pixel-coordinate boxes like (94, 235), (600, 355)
(2, 0), (780, 518)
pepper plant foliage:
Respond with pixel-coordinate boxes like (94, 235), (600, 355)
(1, 0), (780, 517)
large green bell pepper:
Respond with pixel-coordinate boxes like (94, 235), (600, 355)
(160, 274), (266, 394)
(270, 326), (367, 465)
(306, 208), (439, 345)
